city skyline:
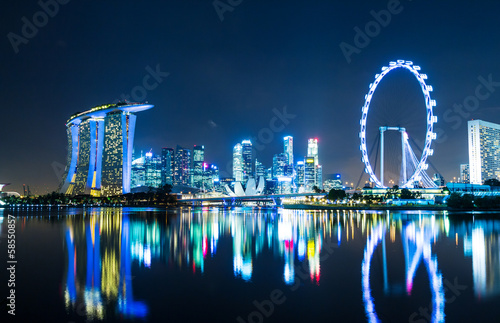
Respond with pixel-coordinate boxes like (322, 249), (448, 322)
(2, 1), (500, 194)
(4, 2), (500, 323)
(130, 135), (325, 195)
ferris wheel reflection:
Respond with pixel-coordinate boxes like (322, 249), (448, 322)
(362, 219), (445, 323)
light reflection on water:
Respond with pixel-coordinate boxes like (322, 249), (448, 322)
(4, 207), (500, 322)
(362, 219), (445, 323)
(61, 207), (338, 320)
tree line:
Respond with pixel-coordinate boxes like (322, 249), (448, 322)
(3, 185), (177, 207)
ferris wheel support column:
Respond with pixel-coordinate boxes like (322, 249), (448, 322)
(380, 127), (386, 188)
(401, 130), (407, 186)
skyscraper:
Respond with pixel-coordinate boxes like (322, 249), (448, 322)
(192, 145), (205, 188)
(131, 153), (146, 188)
(468, 120), (500, 184)
(272, 153), (287, 178)
(296, 161), (305, 187)
(284, 136), (293, 166)
(306, 138), (321, 190)
(307, 138), (319, 166)
(144, 151), (162, 188)
(241, 140), (253, 181)
(202, 163), (220, 191)
(304, 157), (316, 191)
(316, 165), (323, 189)
(255, 159), (266, 178)
(174, 145), (191, 186)
(460, 164), (470, 184)
(161, 148), (174, 186)
(233, 143), (244, 182)
(59, 103), (153, 196)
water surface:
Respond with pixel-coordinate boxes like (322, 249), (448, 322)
(1, 207), (499, 322)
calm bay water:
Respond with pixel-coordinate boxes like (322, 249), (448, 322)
(1, 207), (500, 322)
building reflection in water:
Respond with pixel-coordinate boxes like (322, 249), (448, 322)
(61, 207), (500, 321)
(462, 220), (500, 299)
(62, 207), (337, 320)
(64, 208), (148, 320)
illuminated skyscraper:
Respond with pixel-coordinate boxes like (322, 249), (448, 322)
(305, 138), (322, 190)
(255, 159), (266, 178)
(192, 145), (205, 188)
(144, 151), (162, 188)
(59, 103), (153, 196)
(242, 140), (253, 181)
(296, 161), (305, 187)
(460, 164), (470, 184)
(174, 145), (191, 186)
(468, 120), (500, 184)
(307, 138), (319, 166)
(131, 153), (146, 188)
(202, 163), (219, 191)
(284, 136), (293, 166)
(233, 143), (244, 182)
(304, 158), (316, 191)
(161, 148), (174, 186)
(316, 165), (323, 189)
(272, 153), (287, 178)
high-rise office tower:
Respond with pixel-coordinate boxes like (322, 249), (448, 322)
(468, 120), (500, 184)
(59, 103), (153, 196)
(255, 159), (266, 178)
(241, 140), (253, 181)
(282, 137), (294, 177)
(192, 145), (205, 188)
(306, 138), (322, 189)
(284, 136), (293, 166)
(296, 161), (305, 186)
(161, 148), (174, 186)
(202, 163), (220, 191)
(272, 153), (287, 178)
(304, 157), (316, 191)
(174, 145), (191, 186)
(460, 164), (470, 184)
(233, 143), (244, 182)
(144, 151), (162, 188)
(316, 165), (323, 189)
(307, 138), (319, 166)
(131, 153), (146, 188)
(265, 167), (273, 180)
(131, 150), (162, 189)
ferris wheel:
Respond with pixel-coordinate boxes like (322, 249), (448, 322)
(359, 60), (438, 188)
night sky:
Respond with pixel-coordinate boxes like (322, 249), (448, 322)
(1, 0), (500, 194)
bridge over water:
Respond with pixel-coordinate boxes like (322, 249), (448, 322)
(179, 193), (326, 207)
